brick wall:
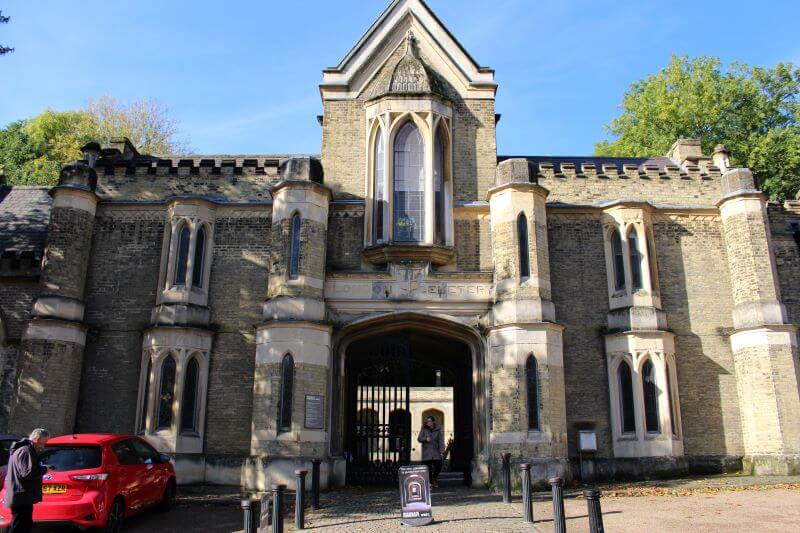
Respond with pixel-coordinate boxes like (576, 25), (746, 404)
(327, 207), (364, 270)
(40, 207), (94, 300)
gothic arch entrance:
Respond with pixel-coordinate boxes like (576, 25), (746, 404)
(331, 313), (485, 486)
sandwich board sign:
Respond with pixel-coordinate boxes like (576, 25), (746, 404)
(398, 464), (433, 526)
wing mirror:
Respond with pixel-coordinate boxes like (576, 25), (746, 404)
(159, 453), (172, 464)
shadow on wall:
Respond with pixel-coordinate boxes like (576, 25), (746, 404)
(654, 217), (742, 472)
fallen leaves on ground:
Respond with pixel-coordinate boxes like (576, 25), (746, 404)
(597, 483), (800, 499)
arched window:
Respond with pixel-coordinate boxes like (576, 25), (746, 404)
(434, 126), (446, 245)
(628, 228), (643, 290)
(643, 360), (660, 433)
(157, 355), (177, 430)
(139, 358), (152, 432)
(393, 121), (425, 242)
(373, 132), (386, 243)
(288, 214), (301, 280)
(518, 213), (530, 279)
(526, 355), (540, 430)
(666, 361), (678, 436)
(278, 353), (294, 432)
(180, 357), (200, 433)
(174, 224), (191, 286)
(192, 226), (206, 288)
(618, 361), (635, 433)
(611, 229), (625, 291)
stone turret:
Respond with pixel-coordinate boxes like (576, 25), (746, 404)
(10, 159), (99, 435)
(485, 158), (568, 485)
(717, 166), (800, 474)
(250, 156), (333, 489)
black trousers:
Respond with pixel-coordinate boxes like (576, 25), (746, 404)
(9, 504), (33, 533)
(424, 460), (443, 482)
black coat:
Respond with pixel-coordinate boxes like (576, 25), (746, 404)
(3, 439), (46, 507)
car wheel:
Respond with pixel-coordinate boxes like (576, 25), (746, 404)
(159, 479), (176, 512)
(101, 498), (124, 533)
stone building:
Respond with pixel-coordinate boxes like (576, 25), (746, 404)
(1, 0), (799, 490)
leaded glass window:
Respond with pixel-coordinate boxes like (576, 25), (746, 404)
(373, 132), (386, 243)
(393, 121), (425, 242)
(289, 214), (301, 279)
(174, 224), (191, 286)
(192, 226), (206, 288)
(278, 353), (294, 433)
(643, 360), (660, 433)
(518, 213), (530, 279)
(139, 358), (152, 432)
(434, 127), (445, 245)
(526, 355), (540, 431)
(611, 229), (625, 291)
(618, 361), (635, 433)
(628, 228), (643, 290)
(180, 357), (199, 433)
(157, 355), (177, 430)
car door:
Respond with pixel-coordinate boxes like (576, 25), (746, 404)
(128, 439), (163, 507)
(110, 440), (147, 512)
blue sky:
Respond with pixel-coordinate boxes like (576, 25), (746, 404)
(0, 0), (797, 156)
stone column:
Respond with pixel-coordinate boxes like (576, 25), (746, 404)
(249, 158), (337, 490)
(10, 162), (98, 435)
(718, 168), (800, 475)
(486, 159), (568, 486)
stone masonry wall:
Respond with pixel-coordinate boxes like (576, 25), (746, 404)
(269, 217), (325, 298)
(327, 207), (364, 271)
(653, 213), (743, 457)
(547, 213), (612, 457)
(454, 212), (492, 271)
(768, 202), (800, 344)
(205, 213), (271, 455)
(77, 209), (165, 432)
(40, 207), (94, 300)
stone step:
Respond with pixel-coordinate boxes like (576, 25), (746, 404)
(436, 471), (465, 486)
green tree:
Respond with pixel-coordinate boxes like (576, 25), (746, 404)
(0, 98), (188, 186)
(0, 10), (12, 55)
(596, 56), (800, 200)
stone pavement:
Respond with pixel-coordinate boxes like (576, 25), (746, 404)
(30, 477), (800, 532)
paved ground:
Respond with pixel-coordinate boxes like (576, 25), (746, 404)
(29, 476), (800, 532)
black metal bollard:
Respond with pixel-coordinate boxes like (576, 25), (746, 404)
(295, 470), (307, 530)
(311, 459), (321, 510)
(501, 453), (512, 503)
(520, 463), (534, 523)
(550, 477), (566, 533)
(241, 499), (257, 533)
(271, 484), (285, 533)
(584, 488), (605, 533)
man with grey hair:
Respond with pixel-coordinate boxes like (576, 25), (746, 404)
(4, 428), (49, 533)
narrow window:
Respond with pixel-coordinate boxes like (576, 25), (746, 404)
(647, 230), (659, 292)
(393, 121), (425, 242)
(434, 126), (446, 245)
(526, 355), (540, 431)
(288, 214), (301, 280)
(192, 226), (206, 288)
(180, 357), (200, 433)
(518, 213), (530, 279)
(618, 361), (635, 433)
(138, 358), (152, 432)
(666, 361), (678, 436)
(278, 353), (294, 432)
(373, 132), (386, 243)
(174, 224), (191, 286)
(611, 229), (625, 291)
(157, 355), (177, 430)
(628, 227), (643, 290)
(642, 360), (660, 433)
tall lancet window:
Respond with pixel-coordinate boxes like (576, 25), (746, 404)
(278, 353), (294, 433)
(618, 361), (635, 433)
(434, 126), (446, 245)
(174, 224), (191, 286)
(288, 214), (301, 279)
(628, 228), (643, 290)
(526, 355), (540, 431)
(192, 226), (206, 288)
(393, 121), (425, 242)
(642, 360), (660, 433)
(611, 229), (625, 291)
(157, 355), (177, 430)
(373, 132), (386, 243)
(518, 213), (530, 280)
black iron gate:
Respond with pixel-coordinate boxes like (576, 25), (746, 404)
(346, 340), (412, 485)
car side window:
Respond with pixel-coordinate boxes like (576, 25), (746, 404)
(129, 439), (160, 465)
(111, 441), (139, 466)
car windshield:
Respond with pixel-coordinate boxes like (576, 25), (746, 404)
(40, 446), (102, 472)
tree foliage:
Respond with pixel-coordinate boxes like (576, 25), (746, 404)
(596, 56), (800, 200)
(0, 10), (12, 55)
(0, 98), (188, 186)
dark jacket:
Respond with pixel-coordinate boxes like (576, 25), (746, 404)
(4, 439), (46, 507)
(417, 424), (445, 462)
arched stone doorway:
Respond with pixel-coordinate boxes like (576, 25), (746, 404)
(331, 313), (486, 486)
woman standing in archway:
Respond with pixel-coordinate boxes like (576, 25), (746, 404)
(418, 415), (445, 487)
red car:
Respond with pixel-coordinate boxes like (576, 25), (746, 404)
(0, 434), (176, 532)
